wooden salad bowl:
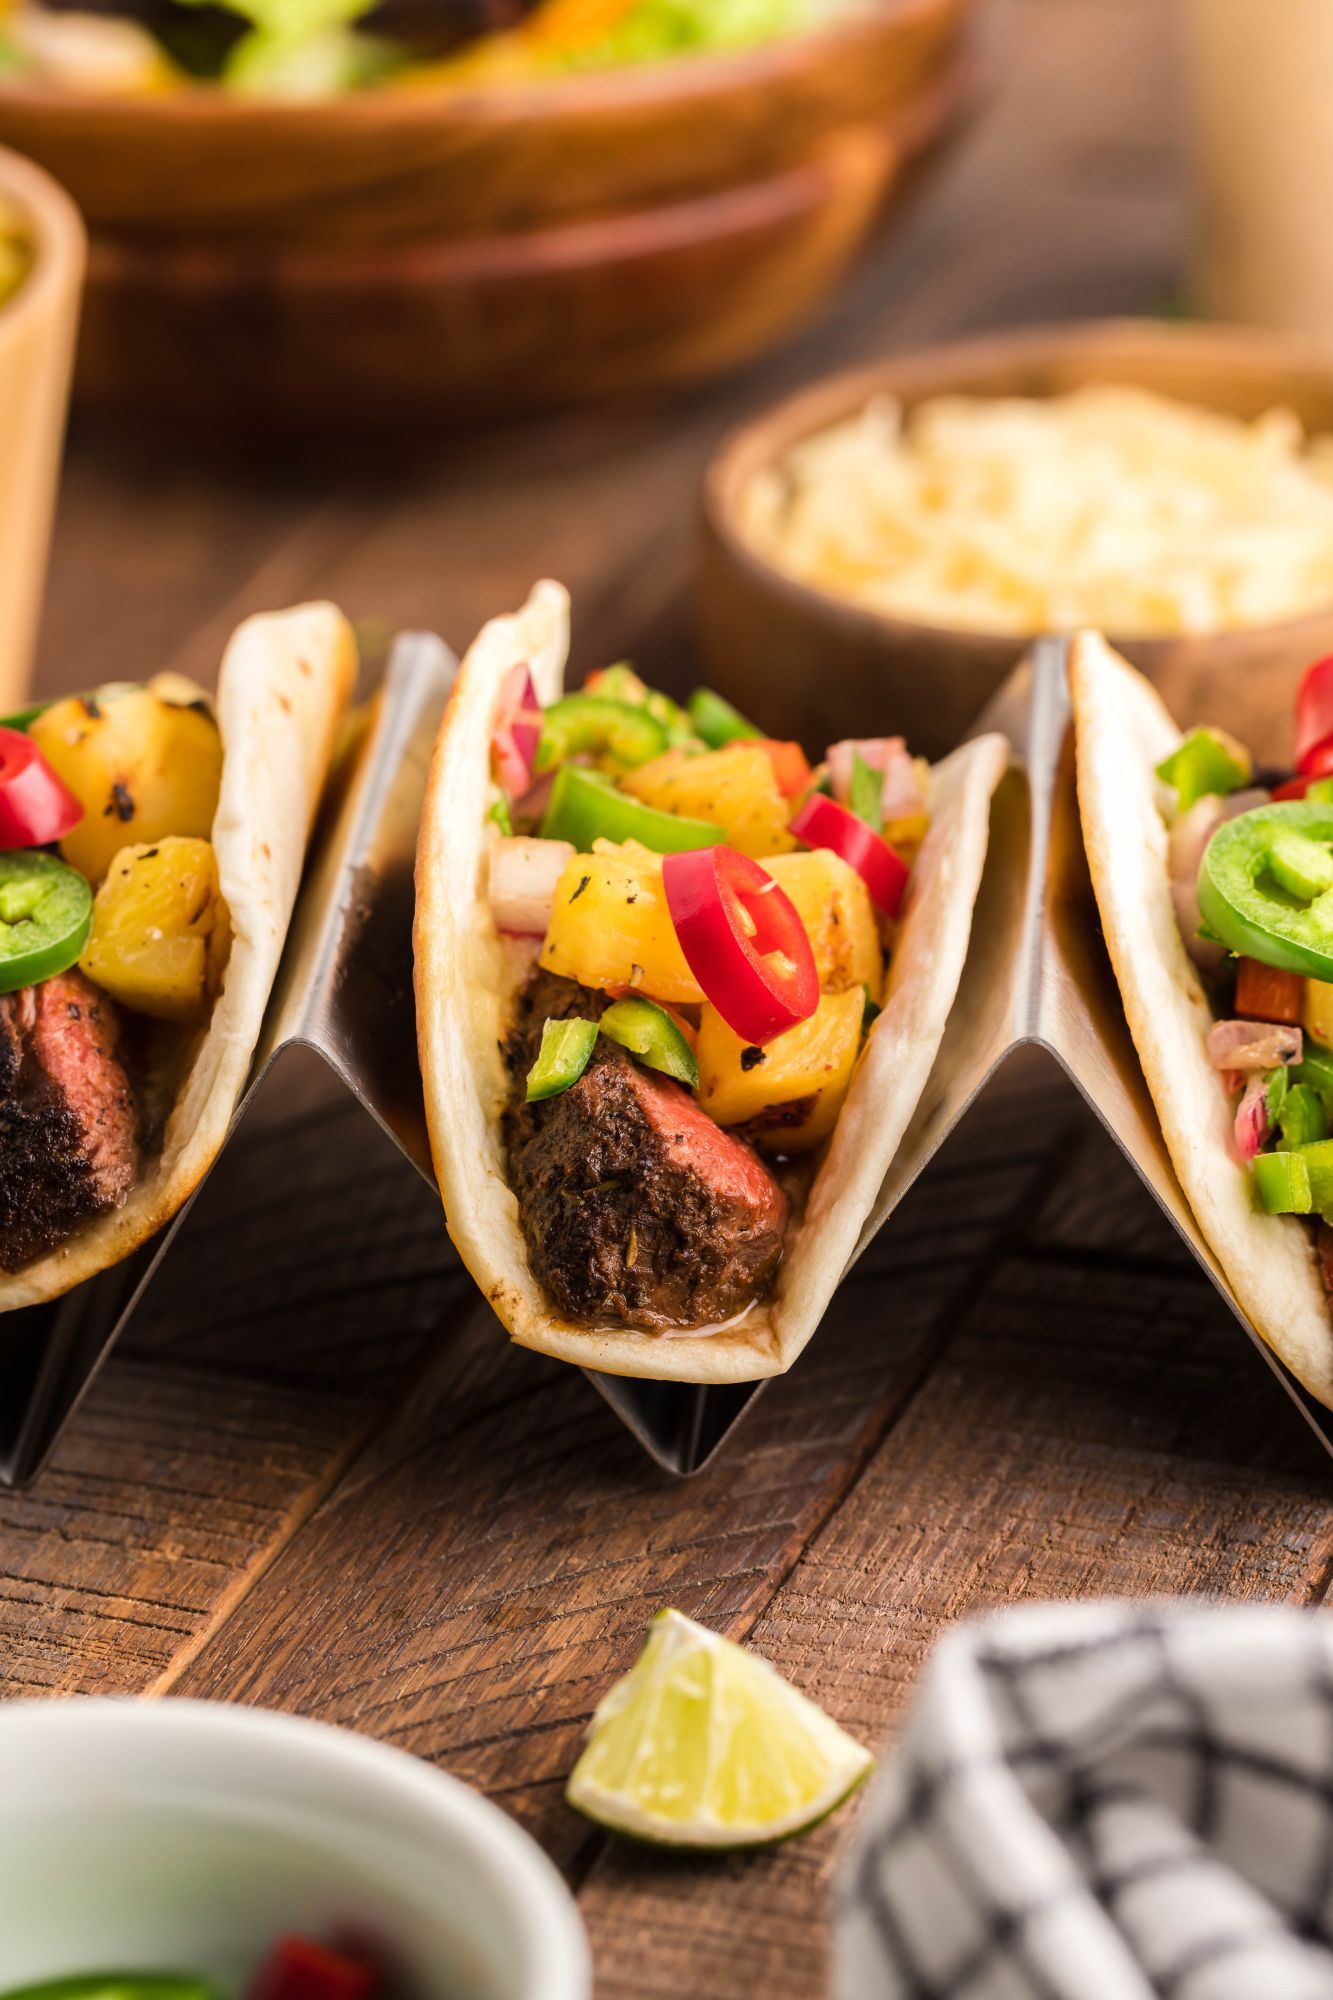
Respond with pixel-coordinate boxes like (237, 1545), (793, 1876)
(0, 0), (983, 425)
(698, 318), (1333, 763)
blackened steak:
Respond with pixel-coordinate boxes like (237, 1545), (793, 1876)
(504, 972), (787, 1329)
(0, 972), (139, 1272)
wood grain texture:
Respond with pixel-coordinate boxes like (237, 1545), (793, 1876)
(14, 6), (1330, 2000)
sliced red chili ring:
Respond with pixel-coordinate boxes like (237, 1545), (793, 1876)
(1296, 656), (1333, 772)
(788, 792), (910, 918)
(0, 726), (83, 849)
(662, 844), (818, 1046)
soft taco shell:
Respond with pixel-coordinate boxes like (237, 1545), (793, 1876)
(1070, 628), (1333, 1407)
(0, 602), (357, 1311)
(414, 580), (1008, 1384)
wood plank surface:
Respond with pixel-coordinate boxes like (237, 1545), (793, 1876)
(11, 0), (1331, 1996)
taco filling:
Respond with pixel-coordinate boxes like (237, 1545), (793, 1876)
(0, 678), (229, 1271)
(0, 606), (355, 1301)
(1151, 658), (1333, 1269)
(480, 658), (930, 1333)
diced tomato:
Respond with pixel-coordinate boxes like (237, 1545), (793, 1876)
(248, 1936), (380, 2000)
(1234, 956), (1305, 1024)
(757, 739), (812, 798)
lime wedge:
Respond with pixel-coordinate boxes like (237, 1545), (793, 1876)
(566, 1607), (873, 1848)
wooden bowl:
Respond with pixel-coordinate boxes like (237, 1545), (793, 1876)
(697, 318), (1333, 763)
(0, 145), (83, 709)
(0, 0), (981, 425)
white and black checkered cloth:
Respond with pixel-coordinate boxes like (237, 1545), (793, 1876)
(837, 1601), (1333, 2000)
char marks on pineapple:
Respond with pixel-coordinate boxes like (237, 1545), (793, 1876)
(504, 971), (787, 1331)
(0, 972), (139, 1273)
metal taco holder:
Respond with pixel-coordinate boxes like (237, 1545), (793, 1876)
(0, 633), (1328, 1487)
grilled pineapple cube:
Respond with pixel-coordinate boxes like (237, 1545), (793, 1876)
(621, 744), (795, 859)
(80, 837), (229, 1021)
(763, 850), (882, 1003)
(539, 842), (703, 1004)
(32, 687), (222, 884)
(696, 987), (864, 1153)
(1305, 979), (1333, 1048)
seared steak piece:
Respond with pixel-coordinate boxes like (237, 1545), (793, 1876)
(0, 972), (139, 1273)
(505, 971), (787, 1330)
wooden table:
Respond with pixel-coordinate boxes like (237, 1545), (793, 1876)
(20, 0), (1333, 1993)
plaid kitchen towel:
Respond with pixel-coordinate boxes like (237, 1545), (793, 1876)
(837, 1600), (1333, 2000)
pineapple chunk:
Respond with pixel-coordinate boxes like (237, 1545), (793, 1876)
(80, 837), (229, 1021)
(621, 744), (795, 859)
(32, 688), (222, 884)
(763, 850), (882, 1003)
(1304, 978), (1333, 1048)
(539, 843), (703, 1004)
(696, 987), (864, 1153)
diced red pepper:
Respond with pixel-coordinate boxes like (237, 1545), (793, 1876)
(1234, 956), (1305, 1024)
(248, 1935), (380, 2000)
(1296, 656), (1333, 771)
(757, 740), (812, 798)
(662, 844), (818, 1046)
(788, 792), (910, 918)
(0, 727), (83, 849)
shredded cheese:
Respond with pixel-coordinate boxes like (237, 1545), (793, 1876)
(741, 385), (1333, 637)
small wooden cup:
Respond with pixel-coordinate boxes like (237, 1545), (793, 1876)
(0, 146), (83, 710)
(698, 319), (1333, 762)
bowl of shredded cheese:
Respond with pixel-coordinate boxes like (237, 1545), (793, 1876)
(698, 319), (1333, 760)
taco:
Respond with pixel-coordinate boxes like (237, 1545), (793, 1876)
(1071, 630), (1333, 1408)
(0, 603), (356, 1307)
(414, 580), (1008, 1384)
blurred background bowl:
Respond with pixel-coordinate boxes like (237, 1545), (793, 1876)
(0, 0), (984, 428)
(0, 1697), (590, 2000)
(0, 143), (82, 708)
(697, 317), (1333, 762)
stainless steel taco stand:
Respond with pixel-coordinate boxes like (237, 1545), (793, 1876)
(1, 633), (1329, 1486)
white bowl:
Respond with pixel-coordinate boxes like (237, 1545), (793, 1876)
(0, 1698), (590, 2000)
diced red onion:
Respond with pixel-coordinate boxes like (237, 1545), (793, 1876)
(512, 769), (554, 825)
(826, 738), (925, 822)
(491, 664), (544, 800)
(1233, 1073), (1272, 1162)
(1207, 1019), (1303, 1071)
(488, 835), (573, 936)
(1168, 787), (1270, 972)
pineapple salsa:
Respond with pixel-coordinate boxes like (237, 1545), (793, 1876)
(0, 680), (228, 1020)
(490, 663), (926, 1176)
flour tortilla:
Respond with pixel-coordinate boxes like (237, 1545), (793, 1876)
(0, 602), (356, 1310)
(1070, 629), (1333, 1407)
(414, 580), (1008, 1384)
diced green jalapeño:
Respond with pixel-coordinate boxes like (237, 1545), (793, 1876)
(599, 997), (698, 1089)
(1156, 727), (1252, 812)
(1267, 825), (1333, 904)
(1254, 1150), (1313, 1216)
(526, 1017), (599, 1102)
(535, 695), (667, 774)
(540, 764), (723, 854)
(688, 687), (759, 750)
(1279, 1083), (1328, 1150)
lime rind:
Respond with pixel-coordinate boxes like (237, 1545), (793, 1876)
(566, 1608), (873, 1849)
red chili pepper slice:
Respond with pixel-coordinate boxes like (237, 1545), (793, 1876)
(788, 792), (910, 918)
(248, 1936), (380, 2000)
(1274, 746), (1333, 799)
(662, 844), (818, 1046)
(1296, 656), (1333, 772)
(0, 726), (83, 848)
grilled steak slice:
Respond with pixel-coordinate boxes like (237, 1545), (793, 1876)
(0, 972), (139, 1273)
(504, 971), (787, 1330)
